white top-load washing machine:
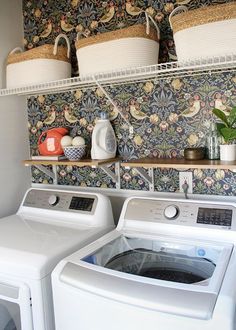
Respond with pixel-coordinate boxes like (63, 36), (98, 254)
(0, 188), (114, 330)
(52, 196), (236, 330)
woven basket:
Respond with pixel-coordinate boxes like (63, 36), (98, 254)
(6, 34), (71, 88)
(75, 12), (160, 77)
(169, 2), (236, 63)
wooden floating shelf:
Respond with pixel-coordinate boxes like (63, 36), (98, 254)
(23, 157), (120, 167)
(24, 157), (236, 170)
(121, 158), (236, 170)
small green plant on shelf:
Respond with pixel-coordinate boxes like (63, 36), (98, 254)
(212, 106), (236, 143)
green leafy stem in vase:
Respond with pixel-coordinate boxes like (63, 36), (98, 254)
(212, 106), (236, 144)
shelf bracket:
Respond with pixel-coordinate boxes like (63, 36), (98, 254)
(99, 163), (119, 185)
(93, 77), (133, 134)
(133, 167), (154, 191)
(32, 164), (58, 184)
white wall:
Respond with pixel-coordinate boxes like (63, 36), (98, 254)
(0, 0), (30, 217)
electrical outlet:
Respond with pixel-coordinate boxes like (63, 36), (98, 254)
(179, 172), (193, 194)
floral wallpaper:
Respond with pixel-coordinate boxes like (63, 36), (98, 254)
(24, 0), (236, 195)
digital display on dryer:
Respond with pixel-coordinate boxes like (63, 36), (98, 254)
(69, 197), (94, 211)
(197, 208), (232, 227)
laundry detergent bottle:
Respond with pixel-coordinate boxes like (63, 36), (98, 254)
(91, 112), (117, 160)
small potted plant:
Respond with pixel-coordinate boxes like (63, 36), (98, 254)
(212, 106), (236, 161)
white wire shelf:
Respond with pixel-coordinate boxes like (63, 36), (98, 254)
(1, 54), (236, 97)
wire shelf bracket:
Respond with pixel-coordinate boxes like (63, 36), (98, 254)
(93, 77), (133, 134)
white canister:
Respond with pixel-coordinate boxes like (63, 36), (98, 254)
(219, 144), (236, 161)
(91, 112), (117, 160)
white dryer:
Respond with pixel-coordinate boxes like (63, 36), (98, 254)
(0, 188), (114, 330)
(52, 196), (236, 330)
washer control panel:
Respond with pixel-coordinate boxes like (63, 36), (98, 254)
(23, 189), (98, 214)
(124, 198), (235, 230)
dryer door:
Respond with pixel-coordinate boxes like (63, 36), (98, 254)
(0, 278), (33, 330)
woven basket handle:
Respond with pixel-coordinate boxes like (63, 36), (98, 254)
(9, 47), (23, 55)
(53, 33), (70, 58)
(169, 6), (188, 30)
(144, 12), (160, 40)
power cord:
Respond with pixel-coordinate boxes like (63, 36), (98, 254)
(182, 180), (189, 199)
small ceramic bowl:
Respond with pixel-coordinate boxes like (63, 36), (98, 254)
(63, 145), (86, 161)
(184, 147), (205, 160)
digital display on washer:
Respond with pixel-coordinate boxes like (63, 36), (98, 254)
(69, 197), (94, 211)
(197, 208), (232, 227)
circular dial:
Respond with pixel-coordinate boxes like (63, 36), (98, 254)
(48, 195), (59, 206)
(164, 205), (179, 220)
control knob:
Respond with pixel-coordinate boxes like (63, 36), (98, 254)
(48, 195), (59, 206)
(164, 205), (179, 220)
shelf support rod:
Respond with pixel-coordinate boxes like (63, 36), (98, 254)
(93, 77), (133, 132)
(115, 162), (121, 189)
(52, 165), (58, 185)
(148, 167), (154, 192)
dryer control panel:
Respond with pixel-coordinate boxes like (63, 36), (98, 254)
(22, 189), (97, 214)
(124, 198), (236, 230)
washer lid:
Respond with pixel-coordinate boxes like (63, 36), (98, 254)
(0, 214), (107, 280)
(59, 232), (233, 319)
(61, 261), (217, 320)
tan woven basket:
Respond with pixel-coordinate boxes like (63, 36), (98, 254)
(75, 24), (158, 50)
(169, 2), (236, 63)
(170, 2), (236, 34)
(6, 34), (71, 88)
(76, 12), (160, 77)
(7, 44), (70, 65)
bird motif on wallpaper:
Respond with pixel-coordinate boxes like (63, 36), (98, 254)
(64, 107), (78, 123)
(126, 2), (143, 16)
(71, 0), (80, 8)
(181, 100), (201, 118)
(109, 107), (119, 121)
(214, 99), (231, 113)
(130, 105), (148, 120)
(40, 20), (52, 38)
(43, 109), (56, 125)
(168, 52), (178, 61)
(175, 0), (191, 4)
(99, 6), (115, 23)
(61, 15), (74, 32)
